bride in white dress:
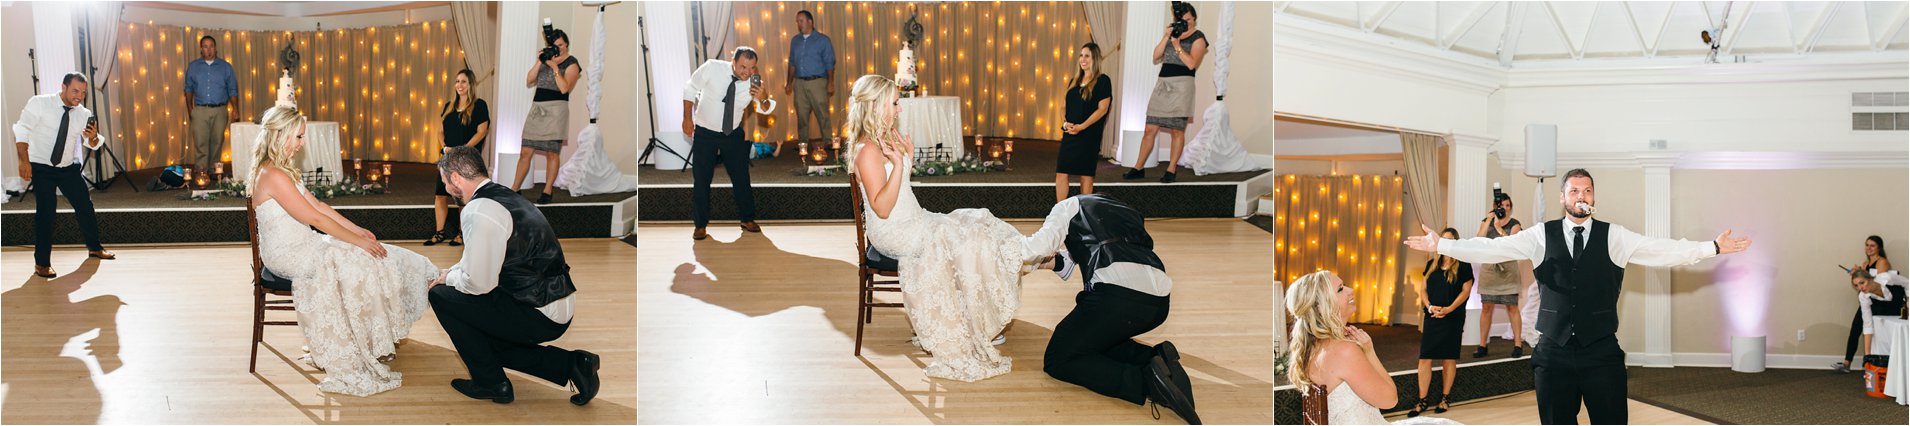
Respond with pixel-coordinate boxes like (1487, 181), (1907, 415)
(1286, 271), (1461, 425)
(847, 75), (1072, 382)
(249, 106), (439, 396)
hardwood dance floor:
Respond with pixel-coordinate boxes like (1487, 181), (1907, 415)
(636, 220), (1273, 424)
(1384, 391), (1712, 425)
(1, 240), (636, 424)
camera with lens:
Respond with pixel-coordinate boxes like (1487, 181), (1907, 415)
(1491, 183), (1509, 219)
(1170, 2), (1193, 38)
(539, 18), (560, 61)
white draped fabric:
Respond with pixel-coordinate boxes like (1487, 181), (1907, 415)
(556, 5), (636, 196)
(78, 2), (125, 179)
(898, 96), (966, 158)
(1082, 2), (1127, 158)
(1178, 2), (1253, 176)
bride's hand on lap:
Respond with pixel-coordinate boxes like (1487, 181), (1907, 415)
(354, 238), (389, 259)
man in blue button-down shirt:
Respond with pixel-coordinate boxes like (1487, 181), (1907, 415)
(184, 35), (238, 170)
(783, 10), (835, 146)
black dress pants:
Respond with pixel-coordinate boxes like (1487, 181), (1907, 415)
(690, 126), (756, 228)
(1042, 285), (1169, 405)
(429, 285), (574, 387)
(31, 163), (104, 266)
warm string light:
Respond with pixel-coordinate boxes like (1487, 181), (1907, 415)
(115, 20), (461, 169)
(1274, 175), (1408, 324)
(731, 2), (1086, 144)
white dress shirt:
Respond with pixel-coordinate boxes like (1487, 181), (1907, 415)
(12, 94), (100, 168)
(1861, 270), (1905, 335)
(682, 59), (756, 133)
(446, 179), (575, 323)
(1437, 216), (1719, 269)
(1024, 197), (1175, 297)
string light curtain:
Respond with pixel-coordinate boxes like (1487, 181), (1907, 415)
(113, 20), (465, 169)
(717, 1), (1094, 143)
(1274, 174), (1407, 324)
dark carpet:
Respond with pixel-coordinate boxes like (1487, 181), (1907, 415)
(1627, 366), (1908, 425)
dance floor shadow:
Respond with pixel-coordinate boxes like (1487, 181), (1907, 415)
(251, 336), (636, 424)
(669, 232), (922, 357)
(1, 258), (119, 425)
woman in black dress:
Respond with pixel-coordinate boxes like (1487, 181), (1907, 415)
(1411, 227), (1472, 417)
(426, 69), (490, 246)
(1056, 42), (1112, 202)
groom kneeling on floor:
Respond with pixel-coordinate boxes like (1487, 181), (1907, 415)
(1042, 194), (1199, 424)
(430, 146), (600, 405)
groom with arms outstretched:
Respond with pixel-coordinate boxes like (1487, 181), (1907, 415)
(1405, 168), (1752, 425)
(431, 146), (600, 405)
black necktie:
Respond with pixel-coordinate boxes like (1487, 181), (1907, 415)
(720, 76), (740, 134)
(49, 106), (73, 165)
(1572, 226), (1586, 262)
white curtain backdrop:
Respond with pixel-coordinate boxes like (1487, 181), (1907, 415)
(78, 2), (124, 179)
(1177, 2), (1253, 175)
(1082, 2), (1126, 158)
(450, 2), (498, 167)
(557, 5), (636, 195)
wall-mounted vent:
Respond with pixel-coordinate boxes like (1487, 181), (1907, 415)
(1852, 92), (1908, 131)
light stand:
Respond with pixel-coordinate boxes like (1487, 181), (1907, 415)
(635, 15), (691, 172)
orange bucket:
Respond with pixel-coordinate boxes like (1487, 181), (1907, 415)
(1863, 355), (1889, 398)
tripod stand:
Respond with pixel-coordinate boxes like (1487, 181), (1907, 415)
(77, 13), (137, 192)
(635, 15), (691, 173)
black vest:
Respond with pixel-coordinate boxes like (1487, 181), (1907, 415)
(472, 182), (577, 307)
(1869, 284), (1908, 316)
(1532, 219), (1623, 344)
(1062, 194), (1164, 287)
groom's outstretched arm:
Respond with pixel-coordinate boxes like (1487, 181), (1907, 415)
(1019, 197), (1082, 261)
(1406, 223), (1545, 265)
(1609, 223), (1739, 268)
(444, 199), (515, 295)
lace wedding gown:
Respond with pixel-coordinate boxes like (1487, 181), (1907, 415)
(860, 154), (1065, 382)
(255, 184), (438, 396)
(1327, 382), (1462, 425)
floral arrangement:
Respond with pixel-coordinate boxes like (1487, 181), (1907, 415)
(187, 175), (383, 201)
(801, 156), (1005, 177)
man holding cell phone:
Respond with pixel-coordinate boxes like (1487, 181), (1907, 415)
(681, 46), (774, 241)
(13, 72), (116, 278)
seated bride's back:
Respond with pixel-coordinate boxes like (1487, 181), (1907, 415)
(1311, 338), (1398, 410)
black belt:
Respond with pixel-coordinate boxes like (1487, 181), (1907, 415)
(195, 103), (227, 107)
(796, 76), (827, 81)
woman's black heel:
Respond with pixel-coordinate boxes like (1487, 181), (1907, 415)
(1434, 394), (1451, 413)
(1407, 396), (1427, 418)
(423, 230), (446, 246)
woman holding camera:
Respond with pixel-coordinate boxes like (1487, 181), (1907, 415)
(512, 29), (583, 204)
(1473, 192), (1525, 358)
(425, 69), (490, 246)
(1123, 2), (1207, 184)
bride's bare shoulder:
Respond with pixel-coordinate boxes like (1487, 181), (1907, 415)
(251, 168), (296, 205)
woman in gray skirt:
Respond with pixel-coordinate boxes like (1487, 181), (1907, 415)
(1123, 3), (1207, 184)
(512, 29), (583, 204)
(1473, 192), (1526, 357)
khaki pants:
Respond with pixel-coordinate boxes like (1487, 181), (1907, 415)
(190, 105), (229, 169)
(792, 77), (831, 143)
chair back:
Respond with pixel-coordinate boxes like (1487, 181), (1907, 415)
(1301, 384), (1329, 425)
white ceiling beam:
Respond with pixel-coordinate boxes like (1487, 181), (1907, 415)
(1441, 2), (1497, 50)
(1875, 4), (1908, 51)
(1718, 1), (1754, 56)
(1500, 1), (1527, 66)
(1363, 1), (1404, 33)
(1798, 3), (1839, 54)
(1645, 1), (1679, 57)
(1620, 2), (1650, 58)
(1543, 2), (1584, 60)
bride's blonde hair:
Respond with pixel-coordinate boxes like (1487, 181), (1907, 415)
(841, 75), (898, 174)
(1285, 270), (1349, 395)
(250, 106), (308, 185)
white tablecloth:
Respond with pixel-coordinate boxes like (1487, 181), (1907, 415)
(1880, 317), (1908, 405)
(898, 96), (964, 158)
(230, 121), (343, 183)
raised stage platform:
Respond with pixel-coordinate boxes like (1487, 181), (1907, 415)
(638, 138), (1272, 221)
(3, 163), (636, 245)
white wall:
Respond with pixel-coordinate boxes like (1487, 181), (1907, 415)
(2, 1), (37, 181)
(1272, 14), (1498, 137)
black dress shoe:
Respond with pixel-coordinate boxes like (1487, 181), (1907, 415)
(1512, 345), (1525, 358)
(1147, 356), (1201, 424)
(1122, 168), (1145, 180)
(536, 193), (553, 204)
(569, 350), (601, 406)
(1157, 341), (1193, 404)
(451, 378), (514, 404)
(1472, 347), (1488, 358)
(1159, 171), (1177, 183)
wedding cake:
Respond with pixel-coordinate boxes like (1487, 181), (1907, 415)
(895, 46), (918, 88)
(275, 69), (297, 109)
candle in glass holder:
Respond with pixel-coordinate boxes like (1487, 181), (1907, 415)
(811, 150), (826, 163)
(183, 166), (195, 189)
(195, 172), (209, 189)
(369, 172), (381, 185)
(215, 162), (224, 177)
(831, 138), (841, 151)
(798, 142), (808, 156)
(382, 164), (392, 185)
(989, 146), (1003, 159)
(1004, 140), (1014, 153)
(353, 159), (363, 181)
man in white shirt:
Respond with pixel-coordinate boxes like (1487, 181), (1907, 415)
(681, 47), (767, 240)
(1405, 168), (1752, 425)
(1037, 194), (1198, 425)
(428, 146), (598, 406)
(13, 72), (115, 278)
